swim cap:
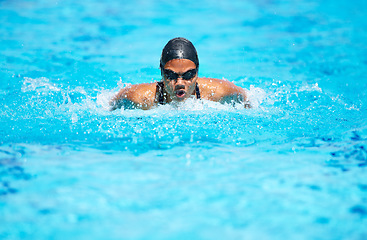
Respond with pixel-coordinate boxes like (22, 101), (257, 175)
(160, 37), (199, 69)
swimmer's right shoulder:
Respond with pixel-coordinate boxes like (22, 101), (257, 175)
(114, 82), (157, 110)
(124, 82), (156, 101)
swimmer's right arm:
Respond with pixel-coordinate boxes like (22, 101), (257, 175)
(109, 86), (130, 111)
(110, 85), (145, 110)
(109, 84), (156, 111)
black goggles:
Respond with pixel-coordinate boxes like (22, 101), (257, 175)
(163, 68), (197, 81)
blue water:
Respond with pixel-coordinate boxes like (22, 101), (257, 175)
(1, 0), (367, 239)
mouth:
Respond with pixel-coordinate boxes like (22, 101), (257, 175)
(175, 89), (186, 98)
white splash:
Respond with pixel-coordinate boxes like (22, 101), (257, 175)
(21, 77), (61, 93)
(299, 82), (322, 92)
(96, 89), (117, 111)
(247, 85), (266, 108)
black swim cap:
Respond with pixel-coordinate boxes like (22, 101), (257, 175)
(160, 37), (199, 69)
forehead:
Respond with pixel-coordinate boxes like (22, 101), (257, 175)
(163, 59), (196, 70)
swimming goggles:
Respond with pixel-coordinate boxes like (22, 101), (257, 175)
(163, 68), (197, 81)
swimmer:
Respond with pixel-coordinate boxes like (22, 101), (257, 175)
(110, 37), (250, 110)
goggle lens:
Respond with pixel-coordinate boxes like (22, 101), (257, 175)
(164, 69), (197, 80)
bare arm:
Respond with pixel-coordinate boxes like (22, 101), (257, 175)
(109, 83), (156, 111)
(219, 81), (251, 108)
(198, 78), (251, 108)
(109, 86), (130, 110)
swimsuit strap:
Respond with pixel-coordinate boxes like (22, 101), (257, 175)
(156, 81), (201, 104)
(156, 81), (165, 105)
(195, 82), (201, 99)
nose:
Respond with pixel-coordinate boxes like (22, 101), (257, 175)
(176, 78), (183, 83)
(174, 79), (186, 89)
(176, 76), (186, 84)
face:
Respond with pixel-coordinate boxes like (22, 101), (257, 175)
(162, 59), (198, 102)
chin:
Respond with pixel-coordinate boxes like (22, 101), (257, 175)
(174, 96), (187, 102)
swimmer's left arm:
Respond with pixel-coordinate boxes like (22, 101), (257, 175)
(216, 80), (251, 108)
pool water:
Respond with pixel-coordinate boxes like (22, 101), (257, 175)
(1, 0), (367, 239)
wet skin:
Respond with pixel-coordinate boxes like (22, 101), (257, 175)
(110, 59), (250, 110)
(161, 59), (198, 102)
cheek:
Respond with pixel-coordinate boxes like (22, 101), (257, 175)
(188, 80), (197, 90)
(163, 80), (174, 92)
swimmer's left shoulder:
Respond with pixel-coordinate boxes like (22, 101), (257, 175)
(197, 78), (238, 95)
(197, 77), (248, 102)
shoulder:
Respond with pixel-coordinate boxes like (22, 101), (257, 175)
(112, 82), (157, 110)
(126, 83), (156, 101)
(197, 78), (247, 101)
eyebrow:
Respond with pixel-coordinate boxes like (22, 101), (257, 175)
(164, 69), (196, 74)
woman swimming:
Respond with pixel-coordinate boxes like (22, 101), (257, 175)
(110, 37), (250, 110)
